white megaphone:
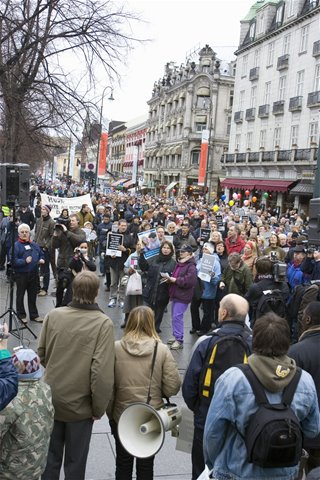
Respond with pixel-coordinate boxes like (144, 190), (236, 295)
(118, 402), (182, 458)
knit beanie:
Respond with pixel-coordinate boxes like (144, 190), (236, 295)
(43, 205), (52, 213)
(12, 348), (42, 380)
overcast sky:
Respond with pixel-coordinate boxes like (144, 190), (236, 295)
(102, 0), (255, 123)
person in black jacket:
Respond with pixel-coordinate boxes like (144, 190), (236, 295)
(108, 220), (135, 308)
(289, 302), (320, 473)
(139, 240), (176, 333)
(245, 256), (289, 326)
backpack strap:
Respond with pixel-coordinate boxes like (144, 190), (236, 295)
(282, 367), (302, 407)
(237, 364), (269, 405)
(237, 364), (302, 407)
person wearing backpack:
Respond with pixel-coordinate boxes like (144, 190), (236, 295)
(289, 302), (320, 474)
(245, 256), (289, 326)
(182, 294), (251, 480)
(203, 313), (320, 480)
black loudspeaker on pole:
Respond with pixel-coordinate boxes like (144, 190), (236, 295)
(308, 198), (320, 247)
(0, 163), (30, 206)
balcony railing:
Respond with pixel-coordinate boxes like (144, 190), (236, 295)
(248, 151), (259, 162)
(236, 153), (246, 162)
(234, 111), (244, 123)
(225, 154), (235, 163)
(245, 108), (256, 121)
(273, 100), (285, 115)
(277, 150), (291, 161)
(313, 40), (320, 57)
(258, 104), (270, 118)
(277, 54), (289, 70)
(262, 151), (274, 162)
(294, 148), (312, 161)
(307, 91), (320, 107)
(289, 96), (303, 111)
(249, 67), (259, 81)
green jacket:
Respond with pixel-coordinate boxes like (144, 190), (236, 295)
(0, 380), (54, 480)
(38, 302), (115, 422)
(221, 262), (253, 296)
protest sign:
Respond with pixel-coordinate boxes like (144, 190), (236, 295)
(106, 232), (123, 257)
(138, 228), (160, 259)
(199, 228), (210, 245)
(40, 193), (94, 219)
(216, 215), (224, 232)
(198, 253), (216, 282)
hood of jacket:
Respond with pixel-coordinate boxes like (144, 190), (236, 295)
(120, 335), (157, 357)
(248, 353), (297, 393)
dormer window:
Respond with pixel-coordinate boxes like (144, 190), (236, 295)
(276, 4), (284, 25)
(249, 22), (255, 40)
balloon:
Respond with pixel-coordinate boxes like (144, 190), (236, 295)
(237, 194), (241, 200)
(229, 200), (234, 207)
(243, 199), (249, 206)
(263, 192), (269, 199)
(221, 194), (226, 201)
(252, 196), (257, 203)
(213, 205), (219, 212)
(232, 192), (238, 200)
(245, 190), (250, 196)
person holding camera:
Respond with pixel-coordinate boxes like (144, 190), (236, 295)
(51, 213), (86, 307)
(245, 257), (289, 326)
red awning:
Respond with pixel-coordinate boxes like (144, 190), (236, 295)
(220, 179), (257, 189)
(255, 180), (296, 193)
(220, 178), (296, 193)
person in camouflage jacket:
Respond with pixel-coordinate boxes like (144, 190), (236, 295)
(0, 349), (54, 480)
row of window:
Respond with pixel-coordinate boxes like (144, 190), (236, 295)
(238, 64), (320, 108)
(242, 24), (311, 76)
(149, 98), (185, 119)
(234, 121), (318, 150)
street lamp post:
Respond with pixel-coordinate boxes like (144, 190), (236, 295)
(94, 86), (114, 193)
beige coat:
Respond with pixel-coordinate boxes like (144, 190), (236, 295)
(38, 302), (115, 422)
(109, 335), (181, 423)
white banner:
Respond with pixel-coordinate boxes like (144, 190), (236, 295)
(40, 193), (94, 219)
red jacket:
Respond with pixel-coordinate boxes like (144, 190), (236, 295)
(225, 236), (246, 255)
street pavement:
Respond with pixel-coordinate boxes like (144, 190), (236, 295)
(0, 270), (197, 479)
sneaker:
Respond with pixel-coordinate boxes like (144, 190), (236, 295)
(167, 337), (176, 345)
(118, 300), (124, 309)
(108, 299), (116, 308)
(37, 290), (47, 296)
(170, 340), (183, 350)
(32, 317), (43, 323)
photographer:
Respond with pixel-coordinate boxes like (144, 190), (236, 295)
(51, 213), (86, 307)
(61, 242), (96, 305)
(301, 247), (320, 281)
(245, 256), (289, 326)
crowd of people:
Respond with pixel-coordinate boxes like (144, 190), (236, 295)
(0, 184), (320, 479)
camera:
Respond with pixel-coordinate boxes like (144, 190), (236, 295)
(55, 218), (70, 229)
(307, 247), (316, 255)
(273, 262), (287, 283)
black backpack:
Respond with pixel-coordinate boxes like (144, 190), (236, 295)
(199, 329), (251, 406)
(256, 289), (287, 320)
(237, 364), (303, 468)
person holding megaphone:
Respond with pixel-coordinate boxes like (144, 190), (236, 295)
(107, 306), (181, 480)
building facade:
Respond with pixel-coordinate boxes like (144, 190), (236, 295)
(108, 122), (127, 176)
(144, 45), (235, 198)
(222, 0), (319, 212)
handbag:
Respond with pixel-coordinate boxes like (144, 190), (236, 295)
(126, 271), (143, 295)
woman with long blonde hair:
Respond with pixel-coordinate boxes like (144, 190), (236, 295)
(107, 306), (181, 480)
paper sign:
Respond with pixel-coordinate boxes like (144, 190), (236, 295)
(106, 232), (123, 257)
(198, 253), (216, 282)
(138, 228), (160, 259)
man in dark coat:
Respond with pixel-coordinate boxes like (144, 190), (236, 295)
(289, 301), (320, 473)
